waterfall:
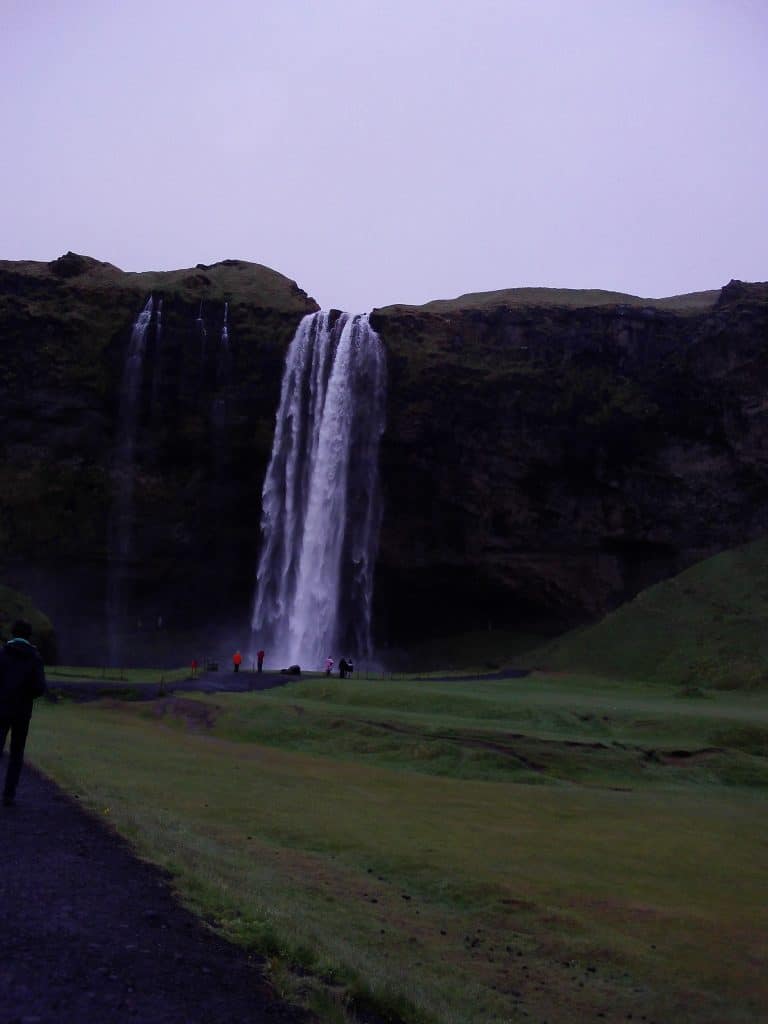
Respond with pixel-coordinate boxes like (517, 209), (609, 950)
(197, 299), (207, 383)
(107, 296), (154, 662)
(214, 301), (231, 434)
(196, 299), (206, 340)
(215, 302), (231, 394)
(211, 303), (232, 459)
(112, 296), (153, 556)
(251, 311), (386, 668)
(208, 302), (234, 576)
(150, 296), (164, 416)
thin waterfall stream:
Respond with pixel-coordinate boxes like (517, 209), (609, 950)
(251, 311), (386, 668)
(107, 296), (154, 663)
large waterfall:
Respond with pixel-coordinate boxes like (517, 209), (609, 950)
(251, 311), (386, 668)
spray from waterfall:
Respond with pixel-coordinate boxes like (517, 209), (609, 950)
(251, 311), (386, 668)
(107, 296), (154, 662)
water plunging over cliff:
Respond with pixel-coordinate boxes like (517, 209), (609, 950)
(221, 301), (229, 347)
(150, 297), (164, 415)
(107, 296), (154, 662)
(251, 311), (386, 668)
(212, 302), (231, 429)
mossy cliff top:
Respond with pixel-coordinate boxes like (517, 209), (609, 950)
(0, 252), (317, 314)
(376, 284), (721, 316)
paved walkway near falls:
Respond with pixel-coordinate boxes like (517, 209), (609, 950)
(0, 766), (311, 1024)
(47, 668), (530, 702)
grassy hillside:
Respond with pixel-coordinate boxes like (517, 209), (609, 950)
(0, 254), (315, 313)
(379, 286), (719, 315)
(525, 538), (768, 689)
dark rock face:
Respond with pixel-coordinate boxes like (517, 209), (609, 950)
(0, 255), (317, 663)
(0, 255), (766, 664)
(370, 281), (768, 645)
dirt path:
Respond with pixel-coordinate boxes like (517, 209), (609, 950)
(0, 765), (310, 1024)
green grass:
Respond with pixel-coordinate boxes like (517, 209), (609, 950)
(205, 674), (768, 788)
(28, 670), (768, 1024)
(525, 537), (768, 689)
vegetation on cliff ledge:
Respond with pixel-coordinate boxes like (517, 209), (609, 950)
(377, 285), (720, 316)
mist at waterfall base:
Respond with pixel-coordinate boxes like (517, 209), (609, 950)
(251, 311), (387, 671)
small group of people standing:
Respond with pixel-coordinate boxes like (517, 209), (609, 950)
(233, 649), (265, 673)
(0, 620), (47, 807)
(325, 656), (354, 678)
(190, 649), (265, 677)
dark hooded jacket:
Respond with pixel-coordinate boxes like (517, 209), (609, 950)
(0, 638), (47, 719)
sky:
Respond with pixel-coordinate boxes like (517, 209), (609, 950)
(2, 0), (766, 311)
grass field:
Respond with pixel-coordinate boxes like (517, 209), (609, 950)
(28, 671), (768, 1024)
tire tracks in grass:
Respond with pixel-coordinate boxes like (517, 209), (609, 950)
(350, 716), (727, 784)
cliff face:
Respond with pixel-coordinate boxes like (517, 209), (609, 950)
(0, 254), (317, 662)
(0, 253), (766, 663)
(370, 281), (768, 645)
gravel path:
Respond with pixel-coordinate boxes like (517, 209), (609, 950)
(46, 667), (531, 702)
(0, 766), (311, 1024)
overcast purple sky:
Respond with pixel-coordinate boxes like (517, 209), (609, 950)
(2, 0), (766, 311)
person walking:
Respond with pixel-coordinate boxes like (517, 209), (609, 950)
(256, 649), (265, 674)
(0, 619), (47, 807)
(325, 657), (334, 677)
(232, 650), (243, 673)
